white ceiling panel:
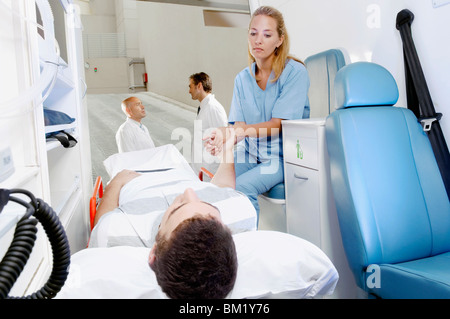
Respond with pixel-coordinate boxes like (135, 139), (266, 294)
(137, 0), (250, 12)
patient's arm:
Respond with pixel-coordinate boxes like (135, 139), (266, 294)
(93, 170), (141, 226)
(210, 128), (236, 189)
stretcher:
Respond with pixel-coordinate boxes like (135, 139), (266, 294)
(63, 145), (339, 299)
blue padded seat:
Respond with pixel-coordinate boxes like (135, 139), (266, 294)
(264, 182), (285, 200)
(262, 49), (346, 203)
(377, 253), (450, 298)
(304, 49), (346, 117)
(260, 182), (285, 204)
(325, 62), (450, 298)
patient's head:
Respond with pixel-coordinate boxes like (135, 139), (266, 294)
(149, 188), (238, 299)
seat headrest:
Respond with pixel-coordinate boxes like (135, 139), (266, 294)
(334, 62), (399, 109)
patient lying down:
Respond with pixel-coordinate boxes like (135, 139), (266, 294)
(93, 171), (238, 299)
(91, 128), (239, 299)
(57, 129), (338, 299)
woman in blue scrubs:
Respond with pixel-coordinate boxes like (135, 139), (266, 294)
(206, 6), (310, 217)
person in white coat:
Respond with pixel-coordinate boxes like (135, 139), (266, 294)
(188, 72), (228, 176)
(115, 96), (156, 153)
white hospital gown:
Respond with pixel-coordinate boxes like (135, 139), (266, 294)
(88, 168), (257, 249)
(116, 118), (155, 153)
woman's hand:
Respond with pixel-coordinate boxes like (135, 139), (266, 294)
(220, 127), (237, 162)
(204, 119), (282, 156)
(203, 127), (228, 156)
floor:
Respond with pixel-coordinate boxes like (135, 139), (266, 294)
(86, 91), (197, 183)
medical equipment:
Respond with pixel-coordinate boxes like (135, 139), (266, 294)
(0, 188), (70, 299)
(0, 146), (14, 183)
(0, 0), (60, 118)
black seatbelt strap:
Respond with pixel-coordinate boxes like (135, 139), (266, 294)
(403, 50), (420, 119)
(396, 9), (450, 199)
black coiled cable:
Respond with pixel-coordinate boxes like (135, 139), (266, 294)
(0, 188), (71, 299)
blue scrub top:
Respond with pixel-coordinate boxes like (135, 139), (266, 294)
(228, 59), (310, 161)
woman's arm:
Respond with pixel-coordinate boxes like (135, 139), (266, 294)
(232, 118), (282, 139)
(210, 128), (236, 189)
(204, 118), (282, 155)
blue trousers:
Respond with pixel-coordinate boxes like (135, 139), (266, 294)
(234, 147), (284, 221)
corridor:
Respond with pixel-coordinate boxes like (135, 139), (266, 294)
(87, 91), (197, 182)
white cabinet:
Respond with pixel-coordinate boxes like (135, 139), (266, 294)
(282, 119), (358, 298)
(285, 164), (320, 244)
(0, 0), (91, 297)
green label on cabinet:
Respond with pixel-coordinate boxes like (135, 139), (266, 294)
(296, 139), (303, 159)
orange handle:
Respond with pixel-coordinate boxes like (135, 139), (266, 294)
(89, 176), (103, 231)
(198, 167), (214, 181)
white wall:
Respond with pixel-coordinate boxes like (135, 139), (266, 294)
(80, 0), (117, 33)
(257, 0), (450, 144)
(115, 0), (140, 57)
(80, 0), (143, 94)
(80, 0), (131, 93)
(136, 2), (249, 113)
(85, 57), (130, 94)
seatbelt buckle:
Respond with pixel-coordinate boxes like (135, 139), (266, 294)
(419, 113), (442, 132)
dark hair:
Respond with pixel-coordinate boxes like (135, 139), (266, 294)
(151, 216), (237, 299)
(189, 72), (213, 93)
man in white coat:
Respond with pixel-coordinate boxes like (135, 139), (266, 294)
(188, 72), (228, 177)
(116, 96), (156, 153)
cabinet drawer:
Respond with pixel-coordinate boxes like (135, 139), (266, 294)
(285, 163), (320, 246)
(283, 124), (319, 169)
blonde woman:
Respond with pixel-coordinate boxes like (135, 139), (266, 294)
(205, 6), (310, 219)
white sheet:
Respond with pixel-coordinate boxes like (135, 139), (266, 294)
(91, 145), (257, 248)
(118, 170), (257, 233)
(103, 144), (196, 180)
(103, 144), (256, 228)
(57, 231), (338, 299)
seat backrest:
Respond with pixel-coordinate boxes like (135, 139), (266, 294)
(304, 49), (346, 117)
(325, 62), (450, 288)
